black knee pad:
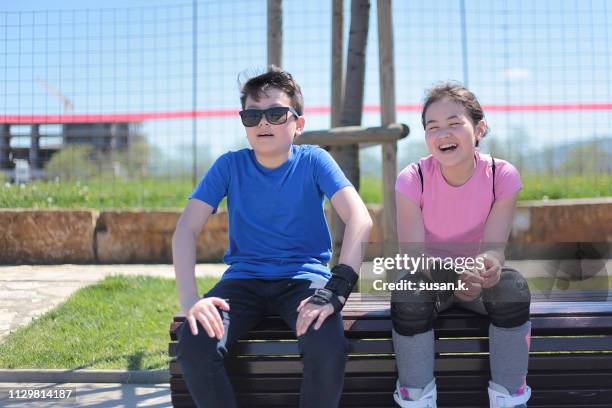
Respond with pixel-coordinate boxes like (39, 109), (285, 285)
(483, 268), (531, 328)
(391, 275), (436, 336)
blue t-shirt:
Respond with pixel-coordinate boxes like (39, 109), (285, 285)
(189, 144), (352, 283)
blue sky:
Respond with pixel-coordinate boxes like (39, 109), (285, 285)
(1, 0), (611, 170)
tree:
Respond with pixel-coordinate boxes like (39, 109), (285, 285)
(560, 140), (612, 174)
(45, 145), (99, 180)
(331, 0), (370, 191)
(329, 0), (370, 262)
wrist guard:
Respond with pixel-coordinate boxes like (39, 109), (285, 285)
(308, 264), (358, 312)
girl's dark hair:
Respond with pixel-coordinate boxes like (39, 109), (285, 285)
(421, 81), (488, 146)
(239, 66), (304, 115)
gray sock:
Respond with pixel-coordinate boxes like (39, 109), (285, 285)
(392, 328), (435, 391)
(489, 321), (531, 395)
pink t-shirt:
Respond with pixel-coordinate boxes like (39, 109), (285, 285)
(396, 151), (522, 245)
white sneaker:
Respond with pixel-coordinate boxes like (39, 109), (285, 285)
(393, 378), (437, 408)
(488, 381), (531, 408)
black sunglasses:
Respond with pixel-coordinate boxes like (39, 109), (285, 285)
(239, 106), (300, 127)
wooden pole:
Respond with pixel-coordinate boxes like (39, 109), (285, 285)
(377, 0), (398, 256)
(331, 0), (344, 128)
(191, 0), (198, 186)
(330, 0), (344, 265)
(267, 0), (283, 67)
(297, 124), (408, 146)
(330, 0), (370, 265)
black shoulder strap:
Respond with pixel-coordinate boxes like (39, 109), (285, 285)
(417, 162), (424, 193)
(491, 157), (496, 200)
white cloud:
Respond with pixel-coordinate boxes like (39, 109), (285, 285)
(504, 67), (531, 80)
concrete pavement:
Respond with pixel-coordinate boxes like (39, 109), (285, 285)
(0, 382), (172, 407)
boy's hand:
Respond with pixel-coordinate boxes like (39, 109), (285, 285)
(186, 297), (230, 339)
(479, 253), (502, 288)
(295, 296), (334, 337)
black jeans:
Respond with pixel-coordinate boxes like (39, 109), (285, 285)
(176, 278), (348, 408)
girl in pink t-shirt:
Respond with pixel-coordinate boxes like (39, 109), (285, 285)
(391, 82), (531, 408)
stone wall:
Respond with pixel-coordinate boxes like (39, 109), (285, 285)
(0, 210), (97, 263)
(510, 198), (612, 243)
(96, 210), (228, 263)
(1, 198), (610, 264)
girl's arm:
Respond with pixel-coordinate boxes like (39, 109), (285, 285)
(396, 192), (425, 244)
(482, 193), (519, 264)
(396, 192), (433, 279)
(479, 193), (519, 287)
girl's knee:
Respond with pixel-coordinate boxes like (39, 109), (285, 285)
(391, 288), (436, 336)
(483, 269), (531, 328)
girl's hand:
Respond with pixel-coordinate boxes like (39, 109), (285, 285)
(456, 271), (483, 301)
(455, 281), (482, 301)
(479, 253), (502, 288)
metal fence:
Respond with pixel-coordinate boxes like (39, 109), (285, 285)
(1, 0), (610, 203)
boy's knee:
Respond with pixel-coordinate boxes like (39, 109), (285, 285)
(177, 321), (227, 363)
(299, 315), (347, 360)
(483, 269), (531, 328)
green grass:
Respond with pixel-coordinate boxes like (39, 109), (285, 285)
(519, 173), (612, 200)
(0, 177), (197, 209)
(0, 275), (218, 370)
(358, 177), (383, 204)
(1, 174), (609, 209)
(358, 174), (612, 203)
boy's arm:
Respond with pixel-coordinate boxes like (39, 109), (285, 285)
(172, 199), (214, 313)
(295, 186), (372, 336)
(331, 186), (373, 273)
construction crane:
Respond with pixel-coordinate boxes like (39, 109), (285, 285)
(36, 78), (74, 112)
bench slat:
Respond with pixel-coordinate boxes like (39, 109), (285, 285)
(170, 371), (612, 393)
(168, 335), (612, 357)
(170, 354), (612, 376)
(170, 313), (612, 341)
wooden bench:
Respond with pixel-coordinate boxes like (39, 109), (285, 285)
(169, 291), (612, 408)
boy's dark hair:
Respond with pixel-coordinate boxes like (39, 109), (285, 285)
(239, 66), (304, 115)
(421, 81), (488, 146)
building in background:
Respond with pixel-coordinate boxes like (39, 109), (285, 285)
(0, 121), (142, 181)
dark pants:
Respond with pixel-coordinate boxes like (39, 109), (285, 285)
(176, 278), (348, 408)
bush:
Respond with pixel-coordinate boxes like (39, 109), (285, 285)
(45, 145), (101, 181)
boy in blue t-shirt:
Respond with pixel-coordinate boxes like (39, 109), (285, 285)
(173, 66), (373, 408)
